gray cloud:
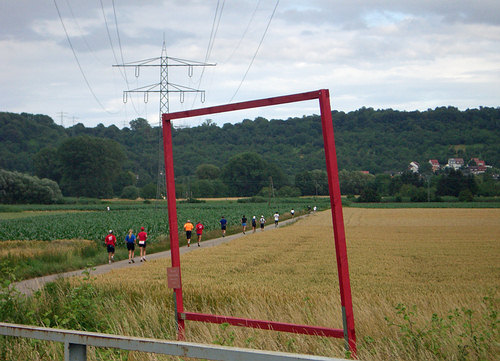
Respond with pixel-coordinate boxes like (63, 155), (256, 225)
(0, 0), (498, 128)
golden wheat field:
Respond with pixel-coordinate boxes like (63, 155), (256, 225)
(0, 239), (94, 259)
(67, 207), (498, 361)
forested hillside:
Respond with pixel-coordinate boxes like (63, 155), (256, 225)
(1, 106), (499, 198)
(0, 113), (67, 173)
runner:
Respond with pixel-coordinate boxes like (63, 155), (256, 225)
(259, 215), (266, 231)
(273, 211), (280, 227)
(241, 215), (247, 234)
(251, 216), (257, 233)
(138, 226), (148, 262)
(105, 230), (116, 264)
(291, 208), (295, 218)
(220, 216), (227, 237)
(195, 221), (204, 247)
(125, 229), (136, 263)
(184, 220), (194, 247)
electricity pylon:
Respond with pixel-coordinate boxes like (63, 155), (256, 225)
(113, 41), (216, 201)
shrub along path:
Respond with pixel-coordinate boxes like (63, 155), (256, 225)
(15, 213), (311, 296)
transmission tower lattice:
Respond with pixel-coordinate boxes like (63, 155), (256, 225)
(113, 42), (215, 201)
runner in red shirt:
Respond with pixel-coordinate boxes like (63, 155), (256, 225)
(105, 230), (116, 264)
(137, 226), (148, 262)
(195, 221), (204, 247)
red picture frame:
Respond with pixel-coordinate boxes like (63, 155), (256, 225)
(162, 89), (356, 354)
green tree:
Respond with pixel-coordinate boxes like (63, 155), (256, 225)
(0, 169), (62, 204)
(295, 169), (329, 196)
(129, 117), (151, 131)
(410, 187), (428, 202)
(458, 189), (474, 202)
(222, 152), (270, 197)
(195, 164), (221, 180)
(357, 183), (381, 202)
(277, 186), (301, 197)
(436, 169), (478, 197)
(140, 183), (157, 199)
(295, 171), (314, 195)
(58, 136), (125, 198)
(113, 170), (135, 196)
(33, 146), (61, 182)
(374, 173), (391, 196)
(477, 173), (500, 196)
(191, 179), (228, 197)
(120, 185), (139, 199)
(339, 170), (374, 195)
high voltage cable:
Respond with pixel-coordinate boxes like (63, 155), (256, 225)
(111, 0), (126, 67)
(63, 0), (136, 118)
(229, 0), (279, 103)
(53, 0), (118, 115)
(190, 0), (225, 109)
(224, 0), (262, 63)
(110, 0), (140, 116)
(99, 0), (122, 76)
(206, 0), (225, 63)
(63, 0), (105, 66)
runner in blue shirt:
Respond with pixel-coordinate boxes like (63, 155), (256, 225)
(125, 229), (136, 263)
(220, 216), (227, 237)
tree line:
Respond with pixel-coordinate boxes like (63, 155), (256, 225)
(0, 106), (498, 201)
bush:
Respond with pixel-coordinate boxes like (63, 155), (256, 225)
(140, 183), (157, 199)
(76, 197), (102, 205)
(357, 186), (381, 203)
(0, 169), (62, 204)
(237, 196), (267, 203)
(458, 189), (474, 202)
(410, 187), (428, 202)
(0, 262), (26, 324)
(120, 185), (139, 200)
(277, 186), (301, 197)
(179, 197), (206, 204)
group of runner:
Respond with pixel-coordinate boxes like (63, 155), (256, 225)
(182, 209), (296, 246)
(105, 208), (300, 262)
(182, 220), (204, 247)
(104, 227), (148, 264)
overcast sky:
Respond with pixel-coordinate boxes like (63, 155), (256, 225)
(1, 0), (499, 128)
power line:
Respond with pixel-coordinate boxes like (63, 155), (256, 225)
(206, 0), (225, 63)
(63, 0), (105, 66)
(224, 0), (262, 63)
(108, 0), (140, 116)
(190, 0), (225, 108)
(99, 0), (121, 72)
(111, 0), (126, 66)
(53, 0), (118, 114)
(229, 0), (280, 103)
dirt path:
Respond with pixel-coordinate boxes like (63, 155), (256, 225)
(14, 214), (310, 296)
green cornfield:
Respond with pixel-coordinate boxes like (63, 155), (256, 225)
(0, 198), (330, 242)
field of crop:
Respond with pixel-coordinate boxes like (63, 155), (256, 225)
(0, 198), (330, 280)
(0, 198), (329, 242)
(2, 207), (496, 360)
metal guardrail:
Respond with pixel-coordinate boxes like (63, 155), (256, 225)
(0, 322), (348, 361)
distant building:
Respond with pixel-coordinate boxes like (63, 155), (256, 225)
(409, 161), (419, 173)
(447, 158), (464, 170)
(360, 170), (370, 175)
(468, 158), (487, 175)
(429, 159), (440, 172)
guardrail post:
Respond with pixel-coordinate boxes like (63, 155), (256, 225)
(65, 342), (86, 361)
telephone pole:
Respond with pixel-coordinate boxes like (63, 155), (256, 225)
(113, 41), (216, 200)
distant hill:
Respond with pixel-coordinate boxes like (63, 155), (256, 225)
(0, 112), (67, 173)
(1, 106), (499, 186)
